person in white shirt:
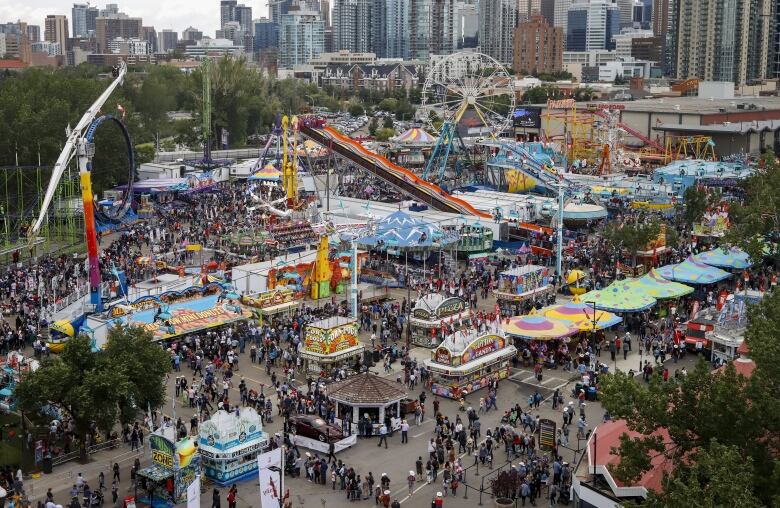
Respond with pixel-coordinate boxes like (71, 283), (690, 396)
(400, 420), (409, 444)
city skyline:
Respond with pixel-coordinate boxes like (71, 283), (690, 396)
(0, 0), (271, 38)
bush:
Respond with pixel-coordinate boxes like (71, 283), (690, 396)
(374, 128), (395, 142)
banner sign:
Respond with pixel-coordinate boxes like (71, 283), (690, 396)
(303, 320), (359, 355)
(257, 448), (282, 508)
(186, 475), (200, 508)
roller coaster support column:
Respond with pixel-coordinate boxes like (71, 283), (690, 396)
(77, 138), (103, 312)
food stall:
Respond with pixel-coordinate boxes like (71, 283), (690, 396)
(138, 428), (200, 507)
(710, 329), (745, 366)
(330, 373), (408, 433)
(198, 407), (269, 486)
(242, 288), (301, 324)
(300, 316), (365, 374)
(424, 327), (517, 399)
(409, 294), (471, 347)
(494, 265), (554, 316)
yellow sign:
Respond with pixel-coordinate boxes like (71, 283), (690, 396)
(186, 244), (202, 251)
(152, 450), (174, 468)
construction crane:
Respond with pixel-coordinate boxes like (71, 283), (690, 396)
(29, 61), (130, 313)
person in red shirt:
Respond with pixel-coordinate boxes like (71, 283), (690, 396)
(227, 484), (237, 508)
(433, 492), (444, 507)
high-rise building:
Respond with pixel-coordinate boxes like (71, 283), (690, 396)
(553, 0), (572, 36)
(254, 17), (277, 51)
(775, 1), (780, 77)
(540, 0), (556, 26)
(100, 4), (119, 17)
(651, 0), (668, 36)
(566, 0), (620, 51)
(517, 0), (542, 23)
(141, 26), (157, 52)
(616, 0), (634, 27)
(373, 0), (410, 59)
(44, 15), (69, 55)
(72, 4), (89, 37)
(158, 29), (178, 52)
(271, 0), (294, 22)
(454, 0), (478, 48)
(27, 25), (40, 42)
(668, 0), (773, 86)
(513, 14), (563, 74)
(221, 0), (252, 31)
(333, 0), (372, 53)
(479, 0), (517, 64)
(431, 0), (455, 55)
(96, 15), (142, 53)
(279, 6), (324, 67)
(409, 0), (431, 60)
(320, 0), (331, 27)
(182, 27), (203, 43)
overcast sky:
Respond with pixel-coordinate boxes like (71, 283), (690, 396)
(1, 0), (269, 37)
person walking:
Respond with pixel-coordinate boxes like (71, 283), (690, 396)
(212, 488), (221, 508)
(112, 463), (120, 482)
(407, 471), (415, 495)
(327, 440), (337, 464)
(227, 484), (237, 508)
(400, 420), (409, 444)
(377, 423), (388, 448)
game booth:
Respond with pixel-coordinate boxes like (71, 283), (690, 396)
(242, 288), (301, 325)
(137, 428), (200, 507)
(424, 327), (517, 399)
(409, 294), (471, 347)
(494, 265), (554, 316)
(330, 373), (409, 433)
(91, 284), (252, 347)
(198, 407), (269, 486)
(299, 316), (365, 375)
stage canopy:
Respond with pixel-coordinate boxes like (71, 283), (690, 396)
(657, 256), (732, 284)
(626, 268), (694, 299)
(580, 281), (657, 313)
(693, 246), (752, 270)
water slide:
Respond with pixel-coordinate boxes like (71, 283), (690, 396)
(300, 124), (492, 218)
(592, 110), (666, 152)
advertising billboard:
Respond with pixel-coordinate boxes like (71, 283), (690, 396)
(513, 107), (542, 128)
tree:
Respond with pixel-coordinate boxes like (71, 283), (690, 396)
(374, 128), (395, 142)
(134, 143), (155, 165)
(521, 85), (563, 104)
(15, 327), (170, 459)
(382, 116), (394, 129)
(726, 152), (780, 261)
(599, 287), (780, 506)
(376, 98), (399, 111)
(348, 103), (365, 117)
(368, 117), (378, 136)
(600, 219), (661, 266)
(681, 186), (722, 228)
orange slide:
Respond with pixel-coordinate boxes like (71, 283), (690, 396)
(320, 126), (492, 219)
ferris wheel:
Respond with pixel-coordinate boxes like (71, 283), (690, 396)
(421, 52), (516, 138)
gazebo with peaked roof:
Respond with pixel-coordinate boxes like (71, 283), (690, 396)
(328, 373), (409, 434)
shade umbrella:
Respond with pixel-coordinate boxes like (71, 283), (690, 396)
(541, 296), (623, 331)
(626, 268), (694, 299)
(580, 280), (657, 313)
(502, 309), (579, 340)
(693, 246), (752, 270)
(657, 256), (732, 284)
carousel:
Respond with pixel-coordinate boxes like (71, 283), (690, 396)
(299, 316), (365, 375)
(424, 324), (517, 399)
(388, 127), (437, 168)
(409, 294), (470, 347)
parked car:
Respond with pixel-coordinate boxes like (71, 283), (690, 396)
(288, 414), (343, 442)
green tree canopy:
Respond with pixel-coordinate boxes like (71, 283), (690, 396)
(15, 327), (170, 457)
(599, 287), (780, 505)
(374, 128), (395, 142)
(600, 219), (661, 265)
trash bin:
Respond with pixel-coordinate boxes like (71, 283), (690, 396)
(372, 350), (381, 362)
(42, 454), (52, 474)
(587, 387), (597, 401)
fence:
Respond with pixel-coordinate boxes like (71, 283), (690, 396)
(51, 438), (121, 467)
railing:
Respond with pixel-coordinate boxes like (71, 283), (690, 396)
(51, 438), (121, 466)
